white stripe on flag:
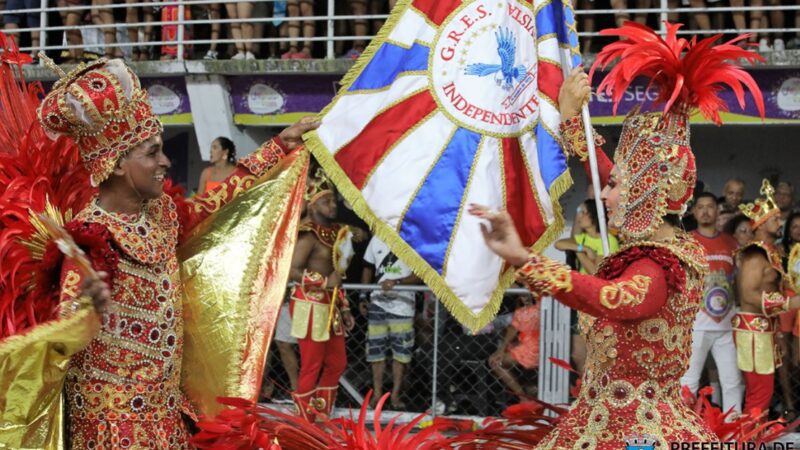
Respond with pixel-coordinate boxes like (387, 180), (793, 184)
(317, 75), (429, 154)
(443, 137), (505, 313)
(519, 132), (555, 223)
(361, 112), (457, 229)
(537, 35), (561, 62)
(387, 8), (436, 47)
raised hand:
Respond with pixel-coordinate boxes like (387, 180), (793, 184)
(468, 204), (529, 267)
(558, 66), (591, 120)
(278, 116), (322, 151)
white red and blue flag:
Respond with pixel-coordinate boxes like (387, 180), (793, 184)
(306, 0), (581, 331)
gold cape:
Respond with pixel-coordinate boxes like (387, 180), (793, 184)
(0, 149), (309, 448)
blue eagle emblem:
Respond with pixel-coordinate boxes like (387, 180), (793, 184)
(464, 27), (527, 91)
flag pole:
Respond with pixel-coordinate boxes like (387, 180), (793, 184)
(560, 52), (610, 256)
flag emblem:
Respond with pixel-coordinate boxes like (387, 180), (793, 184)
(432, 0), (540, 136)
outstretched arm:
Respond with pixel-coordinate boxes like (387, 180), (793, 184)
(515, 253), (668, 320)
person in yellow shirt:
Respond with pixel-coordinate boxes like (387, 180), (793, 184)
(554, 199), (619, 375)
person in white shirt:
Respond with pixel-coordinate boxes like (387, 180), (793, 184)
(359, 236), (422, 410)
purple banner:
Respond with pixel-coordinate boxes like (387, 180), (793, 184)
(140, 77), (192, 124)
(588, 68), (800, 124)
(230, 75), (341, 125)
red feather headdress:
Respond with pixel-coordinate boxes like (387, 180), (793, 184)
(590, 21), (766, 125)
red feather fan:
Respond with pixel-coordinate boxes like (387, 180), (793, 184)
(0, 34), (95, 338)
(590, 21), (766, 125)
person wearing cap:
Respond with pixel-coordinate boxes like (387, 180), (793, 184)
(734, 179), (800, 417)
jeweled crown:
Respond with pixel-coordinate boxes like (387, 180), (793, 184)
(37, 58), (162, 186)
(739, 179), (780, 229)
(304, 168), (334, 204)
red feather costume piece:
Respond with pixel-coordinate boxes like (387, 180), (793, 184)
(191, 392), (563, 450)
(0, 35), (95, 338)
(590, 21), (765, 125)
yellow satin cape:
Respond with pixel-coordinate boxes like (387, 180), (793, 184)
(0, 149), (309, 448)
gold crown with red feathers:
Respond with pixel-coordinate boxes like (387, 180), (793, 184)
(37, 58), (162, 187)
(590, 21), (765, 239)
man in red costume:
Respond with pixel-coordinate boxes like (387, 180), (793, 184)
(289, 168), (356, 421)
(24, 57), (318, 448)
(734, 179), (800, 415)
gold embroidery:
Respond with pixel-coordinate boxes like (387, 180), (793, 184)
(599, 275), (651, 309)
(515, 254), (573, 296)
(62, 270), (81, 299)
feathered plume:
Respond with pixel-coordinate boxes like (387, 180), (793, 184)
(590, 21), (766, 125)
(0, 34), (95, 337)
(192, 392), (563, 449)
(681, 385), (798, 443)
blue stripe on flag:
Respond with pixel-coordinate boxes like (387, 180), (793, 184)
(349, 42), (430, 92)
(536, 122), (569, 190)
(399, 128), (482, 274)
(536, 1), (581, 68)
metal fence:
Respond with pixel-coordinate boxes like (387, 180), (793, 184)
(261, 283), (572, 419)
(0, 0), (798, 62)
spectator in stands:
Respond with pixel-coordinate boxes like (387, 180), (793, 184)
(488, 295), (540, 402)
(681, 192), (743, 415)
(609, 0), (651, 27)
(161, 2), (192, 60)
(227, 0), (256, 60)
(56, 0), (84, 63)
(716, 177), (742, 232)
(203, 4), (222, 60)
(360, 235), (420, 410)
(572, 0), (595, 54)
(283, 0), (314, 59)
(126, 0), (156, 61)
(344, 0), (369, 60)
(555, 199), (619, 374)
(724, 214), (755, 249)
(3, 0), (40, 55)
(720, 177), (746, 214)
(775, 181), (795, 222)
(198, 137), (237, 194)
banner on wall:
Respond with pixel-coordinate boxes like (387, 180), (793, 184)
(225, 69), (800, 126)
(229, 75), (341, 126)
(141, 77), (192, 125)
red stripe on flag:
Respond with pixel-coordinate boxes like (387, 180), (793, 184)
(335, 90), (438, 190)
(411, 0), (459, 25)
(502, 138), (546, 247)
(538, 60), (563, 105)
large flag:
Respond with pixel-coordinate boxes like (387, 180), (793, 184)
(305, 0), (581, 331)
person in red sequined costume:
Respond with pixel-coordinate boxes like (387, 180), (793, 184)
(469, 22), (766, 449)
(734, 179), (800, 417)
(36, 58), (319, 449)
(288, 168), (356, 422)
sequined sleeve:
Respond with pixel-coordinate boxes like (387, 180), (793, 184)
(179, 137), (290, 237)
(57, 259), (93, 320)
(559, 116), (613, 188)
(515, 253), (668, 320)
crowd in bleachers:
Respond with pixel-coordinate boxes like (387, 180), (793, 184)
(0, 0), (797, 62)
